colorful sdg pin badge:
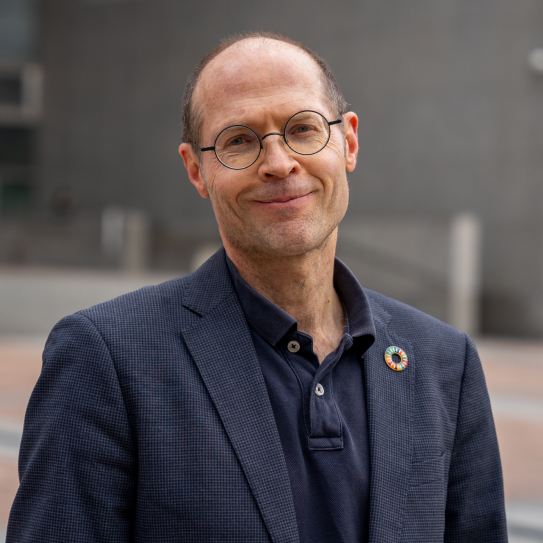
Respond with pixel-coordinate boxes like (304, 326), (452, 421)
(384, 346), (408, 371)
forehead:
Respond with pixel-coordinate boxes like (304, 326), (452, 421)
(195, 40), (329, 135)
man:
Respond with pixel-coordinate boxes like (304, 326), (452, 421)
(8, 32), (507, 542)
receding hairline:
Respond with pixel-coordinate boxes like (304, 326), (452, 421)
(182, 33), (347, 151)
(191, 37), (328, 134)
(196, 37), (324, 93)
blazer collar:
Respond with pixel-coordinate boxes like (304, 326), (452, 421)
(182, 248), (235, 317)
(181, 248), (300, 543)
(364, 294), (415, 543)
(182, 250), (414, 543)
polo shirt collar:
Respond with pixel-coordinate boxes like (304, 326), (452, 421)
(226, 254), (376, 348)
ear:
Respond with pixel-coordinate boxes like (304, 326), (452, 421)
(179, 143), (209, 198)
(343, 112), (359, 172)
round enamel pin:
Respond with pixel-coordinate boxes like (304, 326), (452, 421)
(384, 346), (408, 371)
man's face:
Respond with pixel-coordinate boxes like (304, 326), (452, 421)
(180, 40), (358, 259)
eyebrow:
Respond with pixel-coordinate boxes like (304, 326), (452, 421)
(288, 113), (313, 122)
(218, 111), (324, 136)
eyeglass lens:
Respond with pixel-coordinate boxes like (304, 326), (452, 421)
(214, 111), (332, 169)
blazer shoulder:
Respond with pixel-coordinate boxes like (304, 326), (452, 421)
(72, 248), (233, 334)
(77, 273), (191, 321)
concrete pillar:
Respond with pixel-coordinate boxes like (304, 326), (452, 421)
(102, 207), (150, 271)
(122, 209), (150, 272)
(101, 206), (125, 259)
(448, 213), (482, 337)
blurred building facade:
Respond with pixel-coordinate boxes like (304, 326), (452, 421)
(1, 0), (543, 337)
(0, 0), (41, 227)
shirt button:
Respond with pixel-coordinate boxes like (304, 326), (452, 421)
(315, 383), (324, 396)
(287, 340), (300, 353)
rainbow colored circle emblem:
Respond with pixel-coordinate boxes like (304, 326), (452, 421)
(384, 346), (408, 371)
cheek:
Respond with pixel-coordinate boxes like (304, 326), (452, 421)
(201, 158), (223, 188)
(326, 138), (346, 162)
(204, 166), (248, 217)
(202, 163), (231, 205)
(308, 149), (346, 191)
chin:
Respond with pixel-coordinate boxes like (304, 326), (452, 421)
(220, 214), (340, 259)
(249, 227), (335, 258)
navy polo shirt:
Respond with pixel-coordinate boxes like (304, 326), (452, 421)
(227, 256), (376, 543)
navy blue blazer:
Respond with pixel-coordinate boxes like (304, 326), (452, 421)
(8, 249), (507, 542)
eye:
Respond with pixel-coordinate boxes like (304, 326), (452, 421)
(222, 132), (257, 149)
(229, 136), (247, 146)
(292, 124), (314, 134)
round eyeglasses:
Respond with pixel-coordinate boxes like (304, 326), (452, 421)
(199, 110), (342, 170)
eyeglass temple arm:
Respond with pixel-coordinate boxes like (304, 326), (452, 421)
(328, 119), (342, 126)
(200, 146), (215, 152)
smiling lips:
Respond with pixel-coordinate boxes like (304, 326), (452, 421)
(255, 192), (313, 205)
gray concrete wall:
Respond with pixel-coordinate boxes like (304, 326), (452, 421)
(0, 264), (175, 336)
(337, 218), (451, 324)
(7, 0), (543, 336)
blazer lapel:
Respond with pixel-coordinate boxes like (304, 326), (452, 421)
(181, 252), (299, 543)
(364, 302), (415, 543)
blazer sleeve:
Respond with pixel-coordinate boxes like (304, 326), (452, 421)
(444, 335), (508, 542)
(7, 313), (137, 543)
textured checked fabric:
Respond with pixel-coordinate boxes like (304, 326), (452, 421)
(227, 254), (375, 542)
(7, 248), (507, 542)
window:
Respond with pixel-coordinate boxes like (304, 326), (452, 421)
(0, 75), (22, 106)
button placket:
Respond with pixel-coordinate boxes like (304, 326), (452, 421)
(281, 332), (348, 448)
(309, 373), (340, 430)
(307, 337), (352, 443)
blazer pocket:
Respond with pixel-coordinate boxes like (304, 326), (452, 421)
(409, 452), (448, 487)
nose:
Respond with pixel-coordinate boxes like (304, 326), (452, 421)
(258, 134), (298, 179)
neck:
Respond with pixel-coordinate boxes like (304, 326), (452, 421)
(223, 230), (345, 362)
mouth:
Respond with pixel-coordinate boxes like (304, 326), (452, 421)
(255, 192), (313, 206)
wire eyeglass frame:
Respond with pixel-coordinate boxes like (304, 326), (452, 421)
(199, 110), (343, 170)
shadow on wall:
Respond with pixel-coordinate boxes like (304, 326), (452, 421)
(337, 215), (481, 336)
(481, 292), (532, 338)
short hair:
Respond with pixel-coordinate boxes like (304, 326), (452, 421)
(181, 31), (348, 153)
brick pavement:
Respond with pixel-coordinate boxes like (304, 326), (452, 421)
(0, 338), (43, 539)
(1, 336), (542, 540)
(477, 339), (543, 502)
